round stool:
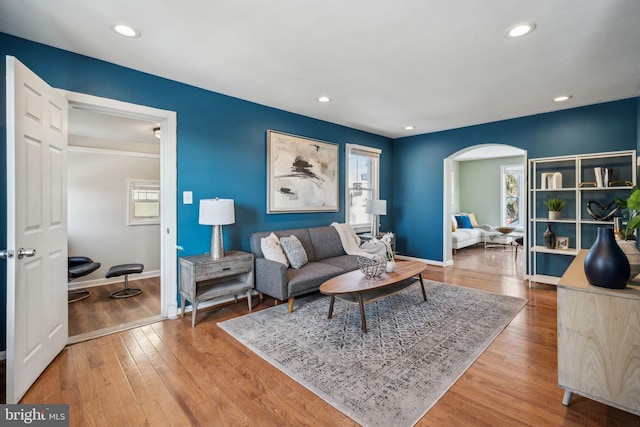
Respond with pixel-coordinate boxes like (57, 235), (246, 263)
(106, 263), (144, 298)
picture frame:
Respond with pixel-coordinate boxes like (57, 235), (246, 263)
(267, 130), (339, 213)
(556, 236), (569, 250)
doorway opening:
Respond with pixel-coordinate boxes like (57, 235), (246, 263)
(443, 144), (527, 277)
(63, 91), (178, 342)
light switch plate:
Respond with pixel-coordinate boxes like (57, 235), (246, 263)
(183, 191), (193, 204)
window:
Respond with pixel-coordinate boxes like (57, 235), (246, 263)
(128, 179), (160, 225)
(500, 164), (524, 227)
(346, 144), (381, 232)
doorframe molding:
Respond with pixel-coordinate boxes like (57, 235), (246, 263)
(61, 90), (178, 319)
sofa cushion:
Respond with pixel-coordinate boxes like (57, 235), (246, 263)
(287, 262), (344, 297)
(260, 233), (288, 267)
(280, 235), (309, 269)
(318, 255), (359, 272)
(308, 226), (346, 260)
(249, 228), (316, 261)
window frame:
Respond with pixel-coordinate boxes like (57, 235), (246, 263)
(345, 143), (382, 233)
(127, 178), (161, 226)
(500, 164), (524, 228)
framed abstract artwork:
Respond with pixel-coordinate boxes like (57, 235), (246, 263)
(267, 130), (339, 213)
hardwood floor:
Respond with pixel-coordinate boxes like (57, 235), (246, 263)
(68, 277), (161, 337)
(17, 249), (640, 425)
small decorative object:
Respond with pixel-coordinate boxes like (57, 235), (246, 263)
(584, 227), (629, 289)
(544, 197), (566, 220)
(385, 260), (395, 273)
(495, 226), (516, 235)
(555, 236), (569, 250)
(585, 200), (619, 221)
(357, 256), (386, 278)
(594, 167), (612, 188)
(543, 224), (555, 249)
(541, 172), (562, 189)
(614, 217), (624, 240)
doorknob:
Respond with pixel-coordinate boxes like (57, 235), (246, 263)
(17, 248), (36, 259)
(0, 249), (14, 259)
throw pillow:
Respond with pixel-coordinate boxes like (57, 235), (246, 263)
(467, 212), (479, 227)
(260, 233), (289, 267)
(451, 215), (457, 232)
(455, 214), (473, 229)
(280, 235), (309, 269)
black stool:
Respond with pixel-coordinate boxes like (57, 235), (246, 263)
(106, 263), (144, 298)
(68, 256), (101, 303)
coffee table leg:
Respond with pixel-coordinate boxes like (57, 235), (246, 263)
(328, 295), (335, 319)
(358, 292), (367, 333)
(418, 273), (427, 301)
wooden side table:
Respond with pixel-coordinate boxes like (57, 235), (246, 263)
(179, 250), (254, 327)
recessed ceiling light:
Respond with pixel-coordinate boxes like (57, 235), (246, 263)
(554, 95), (572, 102)
(317, 96), (331, 103)
(405, 126), (415, 130)
(506, 22), (536, 38)
(111, 23), (141, 38)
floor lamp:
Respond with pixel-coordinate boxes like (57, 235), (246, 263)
(199, 198), (235, 259)
(366, 199), (386, 236)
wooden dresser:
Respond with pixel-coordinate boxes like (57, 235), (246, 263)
(557, 250), (640, 415)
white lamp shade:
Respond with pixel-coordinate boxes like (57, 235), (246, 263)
(199, 198), (235, 225)
(365, 199), (387, 216)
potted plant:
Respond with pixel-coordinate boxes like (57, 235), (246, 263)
(544, 197), (566, 220)
(614, 187), (640, 280)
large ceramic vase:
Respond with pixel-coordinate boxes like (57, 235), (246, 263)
(584, 227), (630, 289)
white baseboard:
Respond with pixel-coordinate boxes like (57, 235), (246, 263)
(395, 254), (446, 267)
(68, 270), (160, 290)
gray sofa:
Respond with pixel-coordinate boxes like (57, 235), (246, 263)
(248, 226), (359, 313)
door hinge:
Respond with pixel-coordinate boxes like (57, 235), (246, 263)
(0, 249), (15, 259)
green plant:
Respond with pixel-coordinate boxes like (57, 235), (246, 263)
(544, 197), (566, 212)
(615, 187), (640, 239)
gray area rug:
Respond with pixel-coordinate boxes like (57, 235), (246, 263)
(218, 280), (527, 426)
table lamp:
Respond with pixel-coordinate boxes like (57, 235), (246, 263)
(199, 198), (235, 259)
(365, 199), (386, 236)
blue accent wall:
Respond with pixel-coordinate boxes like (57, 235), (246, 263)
(0, 33), (393, 352)
(393, 99), (639, 261)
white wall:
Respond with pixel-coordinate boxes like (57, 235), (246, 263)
(68, 144), (161, 283)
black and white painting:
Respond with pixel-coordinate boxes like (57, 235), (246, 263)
(267, 130), (338, 213)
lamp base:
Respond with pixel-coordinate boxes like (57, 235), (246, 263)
(370, 215), (380, 237)
(211, 225), (225, 259)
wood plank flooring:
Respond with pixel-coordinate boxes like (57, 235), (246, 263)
(15, 248), (640, 425)
(68, 277), (161, 336)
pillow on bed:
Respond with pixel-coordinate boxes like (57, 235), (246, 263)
(260, 233), (289, 267)
(455, 214), (474, 229)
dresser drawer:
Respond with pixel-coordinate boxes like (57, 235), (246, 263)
(194, 258), (252, 281)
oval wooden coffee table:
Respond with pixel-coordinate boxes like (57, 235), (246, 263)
(319, 260), (428, 333)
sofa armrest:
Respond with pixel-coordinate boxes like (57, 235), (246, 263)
(254, 258), (289, 301)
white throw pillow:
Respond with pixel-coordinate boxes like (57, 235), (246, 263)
(280, 235), (309, 269)
(260, 233), (289, 267)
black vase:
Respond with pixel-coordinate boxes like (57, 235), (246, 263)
(584, 227), (630, 289)
(543, 224), (555, 249)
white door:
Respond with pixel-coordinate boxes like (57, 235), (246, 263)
(5, 56), (68, 403)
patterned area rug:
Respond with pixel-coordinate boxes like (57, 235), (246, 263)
(218, 280), (527, 426)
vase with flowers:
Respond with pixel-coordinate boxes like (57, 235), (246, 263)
(379, 232), (395, 272)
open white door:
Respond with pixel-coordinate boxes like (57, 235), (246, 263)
(5, 56), (68, 403)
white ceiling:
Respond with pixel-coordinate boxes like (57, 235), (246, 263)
(2, 1), (639, 139)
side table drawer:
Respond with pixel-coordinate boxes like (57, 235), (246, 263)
(194, 258), (252, 281)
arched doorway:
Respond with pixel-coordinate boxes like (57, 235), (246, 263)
(443, 144), (527, 270)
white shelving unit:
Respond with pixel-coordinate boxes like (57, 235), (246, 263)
(528, 150), (636, 285)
